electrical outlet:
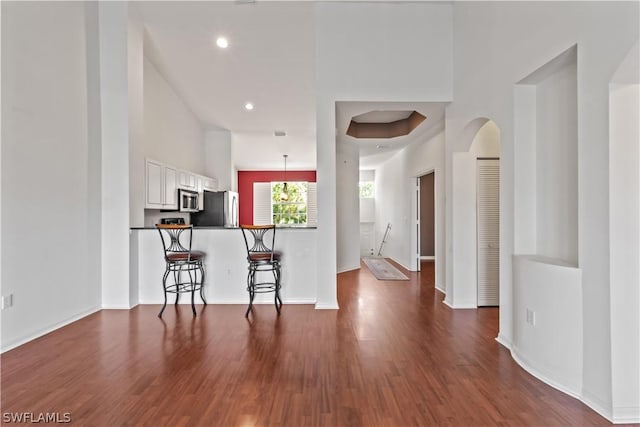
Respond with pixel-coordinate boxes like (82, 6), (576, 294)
(1, 294), (13, 310)
(526, 308), (535, 325)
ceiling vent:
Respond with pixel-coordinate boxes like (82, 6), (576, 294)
(274, 130), (286, 137)
(347, 110), (426, 139)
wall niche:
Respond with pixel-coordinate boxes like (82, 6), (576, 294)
(514, 45), (578, 266)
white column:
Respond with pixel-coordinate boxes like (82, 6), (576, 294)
(99, 2), (131, 308)
(315, 97), (339, 309)
(205, 130), (232, 190)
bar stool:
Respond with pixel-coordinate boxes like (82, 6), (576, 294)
(240, 225), (282, 317)
(155, 224), (206, 317)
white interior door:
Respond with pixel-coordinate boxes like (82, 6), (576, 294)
(477, 159), (500, 306)
(360, 224), (375, 256)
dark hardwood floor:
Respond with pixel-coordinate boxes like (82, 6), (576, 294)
(2, 260), (613, 426)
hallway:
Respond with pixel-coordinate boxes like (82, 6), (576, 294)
(1, 261), (609, 426)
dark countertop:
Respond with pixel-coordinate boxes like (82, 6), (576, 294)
(131, 226), (317, 230)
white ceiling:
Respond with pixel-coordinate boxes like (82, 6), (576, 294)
(352, 110), (413, 123)
(135, 1), (446, 171)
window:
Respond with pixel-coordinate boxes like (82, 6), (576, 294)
(359, 181), (374, 198)
(253, 181), (316, 226)
(272, 182), (308, 225)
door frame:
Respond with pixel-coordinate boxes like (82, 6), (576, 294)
(413, 169), (437, 276)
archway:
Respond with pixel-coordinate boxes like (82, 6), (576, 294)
(450, 119), (501, 308)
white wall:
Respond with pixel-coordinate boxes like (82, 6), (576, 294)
(316, 2), (453, 308)
(535, 61), (578, 265)
(510, 50), (583, 398)
(360, 199), (375, 224)
(609, 41), (640, 421)
(359, 170), (374, 183)
(375, 130), (446, 287)
(206, 130), (232, 190)
(1, 2), (102, 349)
(336, 140), (360, 273)
(448, 1), (639, 421)
(513, 255), (583, 396)
(143, 56), (205, 173)
(375, 152), (408, 264)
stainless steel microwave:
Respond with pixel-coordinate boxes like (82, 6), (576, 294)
(178, 189), (200, 212)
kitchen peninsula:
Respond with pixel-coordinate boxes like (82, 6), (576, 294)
(130, 226), (318, 306)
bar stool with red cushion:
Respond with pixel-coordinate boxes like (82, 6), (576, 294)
(240, 224), (282, 317)
(155, 224), (206, 317)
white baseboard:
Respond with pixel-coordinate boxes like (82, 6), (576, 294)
(389, 256), (412, 272)
(435, 284), (446, 294)
(495, 333), (512, 350)
(443, 299), (477, 309)
(510, 345), (581, 399)
(102, 304), (136, 309)
(315, 302), (339, 310)
(338, 264), (361, 274)
(420, 256), (435, 260)
(1, 305), (102, 353)
(581, 389), (613, 423)
(505, 343), (638, 424)
(611, 406), (640, 424)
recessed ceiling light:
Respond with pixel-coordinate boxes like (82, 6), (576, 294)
(216, 37), (229, 49)
(244, 102), (254, 111)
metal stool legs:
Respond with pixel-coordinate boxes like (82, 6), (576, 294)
(245, 268), (256, 318)
(199, 264), (207, 305)
(158, 262), (205, 318)
(273, 266), (282, 314)
(245, 262), (282, 318)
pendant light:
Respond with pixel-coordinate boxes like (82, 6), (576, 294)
(280, 154), (289, 201)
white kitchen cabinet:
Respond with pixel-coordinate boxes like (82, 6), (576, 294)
(146, 160), (163, 208)
(145, 159), (178, 210)
(178, 170), (197, 190)
(196, 175), (218, 193)
(164, 165), (177, 209)
(202, 176), (218, 192)
(196, 175), (204, 193)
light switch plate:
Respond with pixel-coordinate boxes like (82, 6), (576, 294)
(1, 294), (13, 310)
(526, 308), (535, 325)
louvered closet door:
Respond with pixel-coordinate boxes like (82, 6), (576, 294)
(477, 159), (500, 306)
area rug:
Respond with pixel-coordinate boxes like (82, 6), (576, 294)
(362, 257), (409, 281)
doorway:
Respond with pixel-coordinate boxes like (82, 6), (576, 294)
(416, 172), (436, 273)
(420, 173), (435, 259)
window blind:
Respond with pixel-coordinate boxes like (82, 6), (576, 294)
(253, 182), (272, 225)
